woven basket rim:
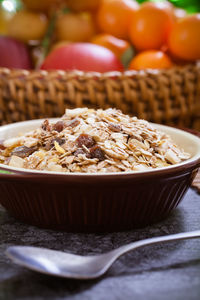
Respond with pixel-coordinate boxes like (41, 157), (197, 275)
(0, 62), (199, 79)
(0, 61), (200, 129)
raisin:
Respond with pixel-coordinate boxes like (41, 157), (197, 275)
(89, 145), (105, 161)
(76, 134), (95, 148)
(53, 121), (64, 132)
(41, 120), (51, 131)
(74, 148), (86, 156)
(66, 118), (80, 128)
(108, 123), (121, 132)
(45, 138), (66, 150)
(53, 138), (65, 145)
(11, 146), (37, 158)
(0, 140), (5, 150)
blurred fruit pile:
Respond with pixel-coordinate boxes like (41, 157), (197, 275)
(0, 0), (200, 72)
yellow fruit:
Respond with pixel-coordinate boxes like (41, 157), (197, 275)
(0, 5), (14, 35)
(8, 10), (48, 43)
(56, 12), (95, 42)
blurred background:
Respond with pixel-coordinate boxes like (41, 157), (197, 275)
(0, 0), (199, 129)
(0, 0), (199, 71)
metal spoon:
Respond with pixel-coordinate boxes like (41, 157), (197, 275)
(6, 230), (200, 280)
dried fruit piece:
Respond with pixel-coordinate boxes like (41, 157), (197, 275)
(89, 145), (105, 161)
(53, 121), (64, 132)
(41, 119), (51, 131)
(45, 137), (66, 150)
(0, 140), (5, 150)
(108, 122), (121, 132)
(74, 148), (86, 156)
(66, 118), (80, 128)
(53, 138), (65, 146)
(11, 146), (37, 158)
(76, 134), (95, 148)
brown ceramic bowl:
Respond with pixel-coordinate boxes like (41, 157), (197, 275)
(0, 119), (200, 232)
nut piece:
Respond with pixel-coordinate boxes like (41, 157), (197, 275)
(9, 155), (24, 168)
(54, 141), (65, 154)
(3, 137), (23, 148)
(24, 138), (38, 148)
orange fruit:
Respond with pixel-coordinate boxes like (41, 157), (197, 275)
(96, 0), (139, 40)
(142, 0), (174, 14)
(91, 34), (130, 59)
(129, 50), (173, 70)
(8, 10), (48, 43)
(168, 14), (200, 61)
(56, 12), (96, 42)
(129, 1), (174, 51)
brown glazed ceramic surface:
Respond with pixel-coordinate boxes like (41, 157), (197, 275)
(0, 121), (200, 232)
(0, 163), (199, 232)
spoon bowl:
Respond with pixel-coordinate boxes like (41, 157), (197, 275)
(6, 230), (200, 280)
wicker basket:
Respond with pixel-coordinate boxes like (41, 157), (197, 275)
(0, 63), (200, 129)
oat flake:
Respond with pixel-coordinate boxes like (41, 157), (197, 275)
(1, 108), (190, 173)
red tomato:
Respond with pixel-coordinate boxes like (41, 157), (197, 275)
(41, 43), (124, 72)
(0, 36), (32, 69)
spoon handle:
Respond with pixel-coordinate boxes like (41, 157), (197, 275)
(114, 230), (200, 258)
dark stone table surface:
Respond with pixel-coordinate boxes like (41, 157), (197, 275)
(0, 188), (200, 300)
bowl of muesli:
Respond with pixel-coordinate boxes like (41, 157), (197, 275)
(0, 108), (200, 232)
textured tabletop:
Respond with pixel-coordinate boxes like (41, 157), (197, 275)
(0, 188), (200, 300)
